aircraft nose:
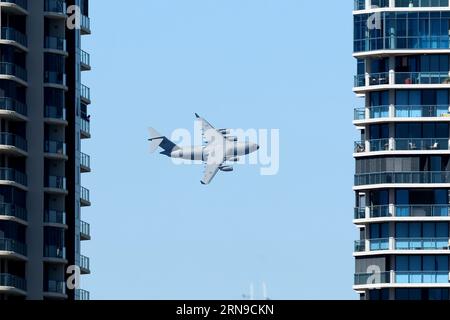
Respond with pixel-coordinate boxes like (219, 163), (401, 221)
(257, 144), (260, 150)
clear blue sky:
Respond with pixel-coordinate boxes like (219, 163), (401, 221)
(81, 0), (359, 299)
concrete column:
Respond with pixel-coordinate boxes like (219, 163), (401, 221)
(26, 0), (45, 300)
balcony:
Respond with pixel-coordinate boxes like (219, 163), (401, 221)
(0, 203), (27, 222)
(81, 14), (91, 35)
(0, 62), (27, 83)
(80, 255), (90, 274)
(355, 138), (450, 154)
(44, 140), (67, 158)
(44, 176), (67, 193)
(0, 273), (26, 294)
(44, 280), (66, 296)
(1, 27), (27, 49)
(44, 209), (66, 225)
(354, 105), (450, 121)
(0, 0), (28, 14)
(81, 50), (91, 71)
(355, 205), (450, 220)
(81, 84), (91, 104)
(44, 0), (66, 16)
(354, 0), (449, 11)
(355, 171), (450, 187)
(81, 187), (91, 207)
(0, 97), (27, 119)
(75, 289), (90, 300)
(80, 152), (91, 173)
(44, 71), (66, 87)
(354, 72), (450, 91)
(44, 36), (66, 53)
(0, 168), (27, 188)
(355, 237), (450, 253)
(354, 271), (450, 287)
(80, 220), (91, 240)
(0, 238), (26, 256)
(44, 245), (66, 260)
(81, 118), (91, 139)
(0, 133), (28, 155)
(44, 105), (66, 124)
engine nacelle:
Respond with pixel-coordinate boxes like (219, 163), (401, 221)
(218, 129), (230, 135)
(225, 136), (238, 142)
(226, 157), (240, 162)
(219, 166), (234, 172)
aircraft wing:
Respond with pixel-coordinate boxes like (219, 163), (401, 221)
(195, 113), (225, 145)
(201, 160), (222, 185)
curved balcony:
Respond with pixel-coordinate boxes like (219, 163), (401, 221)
(355, 237), (450, 254)
(354, 72), (450, 93)
(80, 255), (90, 274)
(0, 0), (28, 15)
(80, 220), (90, 241)
(354, 105), (450, 123)
(44, 245), (66, 262)
(355, 171), (450, 188)
(0, 238), (27, 257)
(0, 168), (27, 189)
(44, 71), (67, 88)
(44, 36), (67, 54)
(0, 97), (28, 120)
(355, 204), (450, 221)
(81, 187), (90, 207)
(0, 203), (27, 222)
(44, 105), (67, 125)
(355, 138), (450, 155)
(0, 273), (26, 295)
(44, 0), (66, 18)
(1, 27), (27, 50)
(44, 280), (67, 299)
(0, 133), (28, 156)
(0, 62), (28, 85)
(44, 140), (67, 160)
(354, 271), (450, 290)
(44, 175), (67, 194)
(44, 209), (66, 226)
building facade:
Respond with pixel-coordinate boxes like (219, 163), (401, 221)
(0, 0), (91, 300)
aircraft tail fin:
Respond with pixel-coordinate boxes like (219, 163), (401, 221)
(148, 127), (180, 156)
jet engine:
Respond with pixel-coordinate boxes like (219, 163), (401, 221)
(219, 166), (234, 172)
(218, 129), (230, 135)
(226, 157), (240, 162)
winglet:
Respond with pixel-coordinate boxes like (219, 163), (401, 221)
(195, 113), (200, 119)
(200, 180), (206, 185)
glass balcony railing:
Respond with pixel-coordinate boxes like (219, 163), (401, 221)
(354, 141), (366, 153)
(395, 105), (449, 118)
(0, 0), (28, 10)
(44, 105), (66, 121)
(395, 238), (450, 250)
(368, 72), (390, 86)
(355, 171), (450, 186)
(45, 176), (66, 190)
(81, 152), (90, 169)
(0, 62), (27, 81)
(44, 36), (66, 51)
(81, 118), (90, 135)
(354, 207), (366, 219)
(0, 273), (26, 291)
(394, 138), (449, 151)
(75, 289), (90, 300)
(395, 0), (449, 7)
(354, 240), (366, 252)
(354, 0), (366, 10)
(354, 108), (365, 120)
(354, 272), (391, 286)
(0, 97), (27, 116)
(1, 27), (27, 47)
(44, 209), (66, 225)
(0, 168), (27, 186)
(44, 71), (66, 86)
(370, 238), (390, 251)
(370, 139), (390, 152)
(396, 272), (450, 284)
(44, 140), (66, 155)
(81, 50), (90, 67)
(80, 220), (90, 238)
(0, 133), (27, 151)
(44, 245), (66, 259)
(0, 203), (27, 221)
(44, 0), (65, 14)
(395, 205), (450, 217)
(80, 255), (90, 271)
(45, 280), (66, 294)
(81, 84), (90, 101)
(370, 205), (391, 218)
(81, 187), (90, 203)
(354, 72), (450, 88)
(0, 238), (26, 256)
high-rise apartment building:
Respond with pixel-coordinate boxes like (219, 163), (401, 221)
(0, 0), (91, 300)
(353, 0), (450, 300)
